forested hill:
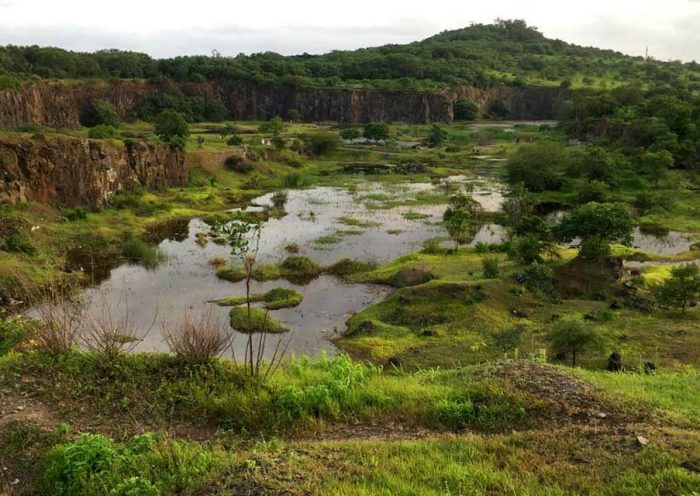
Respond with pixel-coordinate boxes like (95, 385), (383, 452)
(1, 20), (699, 92)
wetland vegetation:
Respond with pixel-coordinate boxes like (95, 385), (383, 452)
(2, 20), (700, 496)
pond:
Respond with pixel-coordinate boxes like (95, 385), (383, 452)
(66, 177), (503, 358)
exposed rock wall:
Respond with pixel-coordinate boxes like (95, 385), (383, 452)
(0, 80), (569, 129)
(0, 133), (187, 208)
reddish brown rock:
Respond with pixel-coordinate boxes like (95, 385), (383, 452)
(0, 133), (186, 208)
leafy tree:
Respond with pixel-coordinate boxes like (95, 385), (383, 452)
(287, 109), (301, 122)
(577, 180), (609, 204)
(654, 263), (700, 314)
(638, 150), (673, 185)
(154, 109), (189, 144)
(546, 317), (607, 367)
(557, 202), (633, 259)
(454, 98), (478, 120)
(506, 143), (565, 192)
(363, 122), (390, 141)
(521, 261), (557, 298)
(226, 135), (243, 146)
(426, 124), (448, 148)
(490, 324), (525, 353)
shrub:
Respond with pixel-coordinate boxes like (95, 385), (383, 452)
(340, 128), (361, 140)
(304, 132), (339, 156)
(279, 172), (312, 188)
(41, 433), (219, 496)
(506, 142), (565, 192)
(482, 256), (500, 278)
(87, 125), (119, 139)
(258, 116), (285, 134)
(161, 309), (231, 362)
(521, 261), (558, 298)
(226, 135), (243, 146)
(432, 397), (475, 430)
(63, 207), (89, 221)
(363, 122), (390, 140)
(454, 98), (479, 120)
(280, 256), (321, 277)
(83, 101), (120, 128)
(3, 231), (36, 255)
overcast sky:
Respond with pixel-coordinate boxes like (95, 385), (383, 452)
(1, 0), (699, 62)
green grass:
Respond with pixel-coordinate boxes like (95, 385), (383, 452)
(229, 307), (289, 334)
(572, 368), (700, 423)
(213, 287), (303, 310)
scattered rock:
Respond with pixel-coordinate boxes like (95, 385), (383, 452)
(511, 308), (528, 318)
(636, 436), (649, 447)
(608, 299), (622, 310)
(387, 356), (401, 368)
(643, 362), (657, 374)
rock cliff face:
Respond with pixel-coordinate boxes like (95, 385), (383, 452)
(0, 80), (569, 129)
(0, 134), (187, 208)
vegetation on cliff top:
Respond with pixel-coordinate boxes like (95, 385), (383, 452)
(2, 20), (699, 92)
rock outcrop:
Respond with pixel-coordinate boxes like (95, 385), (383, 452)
(0, 133), (187, 208)
(0, 80), (569, 129)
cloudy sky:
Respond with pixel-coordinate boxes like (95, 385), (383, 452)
(1, 0), (699, 61)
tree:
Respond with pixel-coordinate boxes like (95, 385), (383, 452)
(287, 109), (301, 122)
(363, 122), (390, 141)
(454, 98), (479, 120)
(557, 202), (633, 259)
(546, 317), (607, 367)
(506, 142), (565, 192)
(154, 109), (189, 143)
(426, 124), (448, 148)
(638, 150), (673, 185)
(654, 263), (700, 314)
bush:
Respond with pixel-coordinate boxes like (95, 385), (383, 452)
(258, 116), (285, 134)
(3, 231), (36, 255)
(454, 98), (479, 120)
(521, 261), (558, 298)
(41, 433), (219, 496)
(224, 155), (254, 173)
(63, 207), (89, 221)
(226, 135), (242, 146)
(304, 132), (339, 156)
(340, 128), (361, 140)
(363, 122), (390, 140)
(506, 142), (565, 192)
(432, 397), (475, 430)
(82, 101), (120, 128)
(87, 125), (119, 139)
(482, 257), (500, 278)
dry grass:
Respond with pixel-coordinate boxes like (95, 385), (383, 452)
(161, 308), (232, 363)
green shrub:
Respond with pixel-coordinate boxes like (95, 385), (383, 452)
(304, 132), (339, 156)
(87, 125), (119, 139)
(41, 433), (219, 496)
(363, 122), (390, 140)
(432, 397), (475, 430)
(63, 207), (89, 221)
(340, 128), (361, 140)
(327, 258), (377, 277)
(280, 256), (321, 276)
(3, 231), (36, 255)
(226, 135), (243, 146)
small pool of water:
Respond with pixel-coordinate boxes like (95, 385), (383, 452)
(59, 178), (503, 359)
